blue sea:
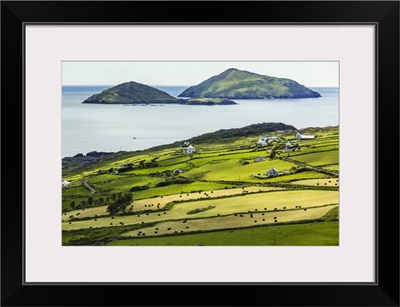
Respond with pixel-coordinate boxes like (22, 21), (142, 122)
(62, 86), (338, 158)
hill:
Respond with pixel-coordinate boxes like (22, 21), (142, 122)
(185, 122), (296, 144)
(82, 81), (184, 104)
(178, 68), (321, 99)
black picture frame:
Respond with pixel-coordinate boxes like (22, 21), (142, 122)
(1, 1), (399, 306)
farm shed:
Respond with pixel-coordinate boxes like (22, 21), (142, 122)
(266, 167), (279, 176)
(254, 156), (266, 162)
(295, 132), (315, 140)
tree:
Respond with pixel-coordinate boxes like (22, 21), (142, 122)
(269, 147), (276, 160)
(98, 197), (104, 205)
(106, 194), (133, 215)
(87, 197), (93, 206)
(70, 201), (75, 209)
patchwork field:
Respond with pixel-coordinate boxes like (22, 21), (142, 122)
(290, 178), (339, 187)
(107, 220), (339, 246)
(62, 125), (339, 246)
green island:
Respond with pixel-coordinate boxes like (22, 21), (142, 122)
(62, 123), (339, 246)
(82, 81), (237, 106)
(179, 68), (321, 99)
(82, 68), (322, 105)
(186, 97), (236, 105)
(82, 81), (182, 104)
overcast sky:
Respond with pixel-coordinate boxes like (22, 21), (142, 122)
(62, 61), (338, 87)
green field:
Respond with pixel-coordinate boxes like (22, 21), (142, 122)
(62, 125), (339, 245)
(290, 178), (339, 187)
(107, 221), (339, 246)
(290, 150), (339, 166)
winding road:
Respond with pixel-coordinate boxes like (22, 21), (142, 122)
(83, 179), (96, 195)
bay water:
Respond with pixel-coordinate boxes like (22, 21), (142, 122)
(62, 86), (338, 158)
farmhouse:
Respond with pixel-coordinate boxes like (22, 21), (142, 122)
(183, 145), (196, 154)
(286, 141), (292, 147)
(295, 132), (315, 140)
(254, 156), (266, 162)
(266, 167), (279, 176)
(62, 180), (71, 187)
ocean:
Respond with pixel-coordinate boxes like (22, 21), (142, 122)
(62, 86), (338, 158)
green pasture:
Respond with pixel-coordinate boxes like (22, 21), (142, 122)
(258, 171), (329, 182)
(62, 190), (338, 230)
(189, 150), (270, 167)
(89, 174), (163, 194)
(156, 155), (191, 166)
(286, 144), (338, 156)
(107, 220), (339, 246)
(290, 150), (338, 166)
(323, 164), (339, 171)
(184, 159), (296, 182)
(62, 180), (235, 213)
(123, 162), (193, 175)
(290, 178), (339, 187)
(131, 181), (235, 200)
(62, 186), (281, 221)
(121, 204), (337, 237)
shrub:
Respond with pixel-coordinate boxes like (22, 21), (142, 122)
(130, 185), (150, 192)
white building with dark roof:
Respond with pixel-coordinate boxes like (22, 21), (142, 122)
(266, 167), (279, 176)
(295, 132), (315, 140)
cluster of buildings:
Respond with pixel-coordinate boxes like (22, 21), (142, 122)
(255, 131), (316, 176)
(256, 135), (278, 147)
(256, 131), (315, 152)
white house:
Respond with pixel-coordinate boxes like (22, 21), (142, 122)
(266, 167), (279, 176)
(257, 135), (269, 147)
(254, 156), (266, 162)
(286, 141), (292, 147)
(295, 132), (315, 140)
(62, 180), (71, 187)
(183, 145), (196, 154)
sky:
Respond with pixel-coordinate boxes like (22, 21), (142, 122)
(62, 61), (339, 87)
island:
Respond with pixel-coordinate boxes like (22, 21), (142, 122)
(81, 81), (237, 106)
(178, 68), (321, 99)
(82, 81), (184, 105)
(186, 97), (236, 105)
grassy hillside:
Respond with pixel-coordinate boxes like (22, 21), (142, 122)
(62, 124), (339, 246)
(179, 68), (321, 99)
